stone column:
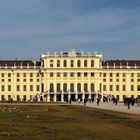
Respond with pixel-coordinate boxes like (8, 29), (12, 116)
(68, 94), (70, 100)
(47, 94), (50, 102)
(61, 94), (64, 102)
(89, 94), (91, 100)
(75, 94), (78, 100)
(82, 94), (85, 101)
(54, 94), (57, 102)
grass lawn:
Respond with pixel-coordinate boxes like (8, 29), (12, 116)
(0, 105), (140, 140)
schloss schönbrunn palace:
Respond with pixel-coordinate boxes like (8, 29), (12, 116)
(0, 49), (140, 102)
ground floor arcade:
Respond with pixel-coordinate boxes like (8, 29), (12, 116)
(43, 93), (103, 102)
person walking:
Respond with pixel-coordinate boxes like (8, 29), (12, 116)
(84, 98), (87, 106)
(97, 98), (100, 106)
(136, 98), (140, 107)
(127, 98), (130, 109)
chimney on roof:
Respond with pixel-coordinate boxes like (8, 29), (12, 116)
(126, 62), (129, 68)
(27, 63), (29, 68)
(5, 63), (7, 69)
(14, 63), (16, 68)
(20, 62), (23, 69)
(134, 63), (137, 69)
(113, 63), (116, 69)
(106, 62), (109, 68)
(120, 62), (122, 69)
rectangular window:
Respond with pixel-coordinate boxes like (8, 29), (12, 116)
(8, 73), (11, 77)
(123, 79), (126, 82)
(91, 72), (94, 77)
(116, 73), (119, 77)
(103, 73), (106, 77)
(23, 73), (26, 77)
(8, 85), (11, 91)
(123, 85), (126, 91)
(110, 79), (113, 82)
(84, 72), (88, 77)
(30, 79), (33, 82)
(70, 72), (74, 77)
(17, 85), (20, 91)
(116, 79), (119, 82)
(8, 79), (11, 82)
(110, 73), (113, 77)
(77, 72), (81, 77)
(30, 85), (33, 91)
(116, 85), (119, 91)
(1, 73), (4, 77)
(137, 85), (140, 91)
(110, 85), (113, 91)
(37, 85), (40, 91)
(17, 73), (20, 77)
(137, 73), (140, 77)
(23, 85), (26, 91)
(30, 73), (33, 77)
(57, 72), (60, 77)
(1, 79), (4, 82)
(103, 85), (106, 91)
(17, 79), (20, 82)
(131, 73), (134, 77)
(57, 60), (60, 67)
(63, 72), (67, 77)
(36, 73), (40, 77)
(1, 85), (4, 91)
(50, 72), (53, 77)
(23, 79), (26, 82)
(123, 73), (126, 77)
(131, 85), (134, 91)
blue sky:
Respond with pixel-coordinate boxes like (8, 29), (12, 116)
(0, 0), (140, 60)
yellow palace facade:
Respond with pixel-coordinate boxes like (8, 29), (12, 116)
(0, 49), (140, 102)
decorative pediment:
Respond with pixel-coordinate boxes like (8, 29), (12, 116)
(68, 49), (76, 57)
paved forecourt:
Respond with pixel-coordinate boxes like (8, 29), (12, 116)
(73, 102), (140, 115)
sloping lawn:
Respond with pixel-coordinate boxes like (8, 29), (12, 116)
(0, 105), (140, 140)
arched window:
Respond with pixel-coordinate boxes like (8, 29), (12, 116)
(71, 60), (74, 67)
(91, 83), (95, 92)
(63, 83), (67, 92)
(70, 83), (74, 92)
(57, 60), (60, 67)
(77, 83), (81, 92)
(77, 60), (81, 67)
(50, 60), (53, 67)
(91, 60), (94, 67)
(84, 83), (88, 92)
(63, 60), (67, 67)
(50, 83), (54, 92)
(57, 83), (61, 92)
(84, 60), (87, 67)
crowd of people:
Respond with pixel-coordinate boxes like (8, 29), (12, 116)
(65, 95), (140, 110)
